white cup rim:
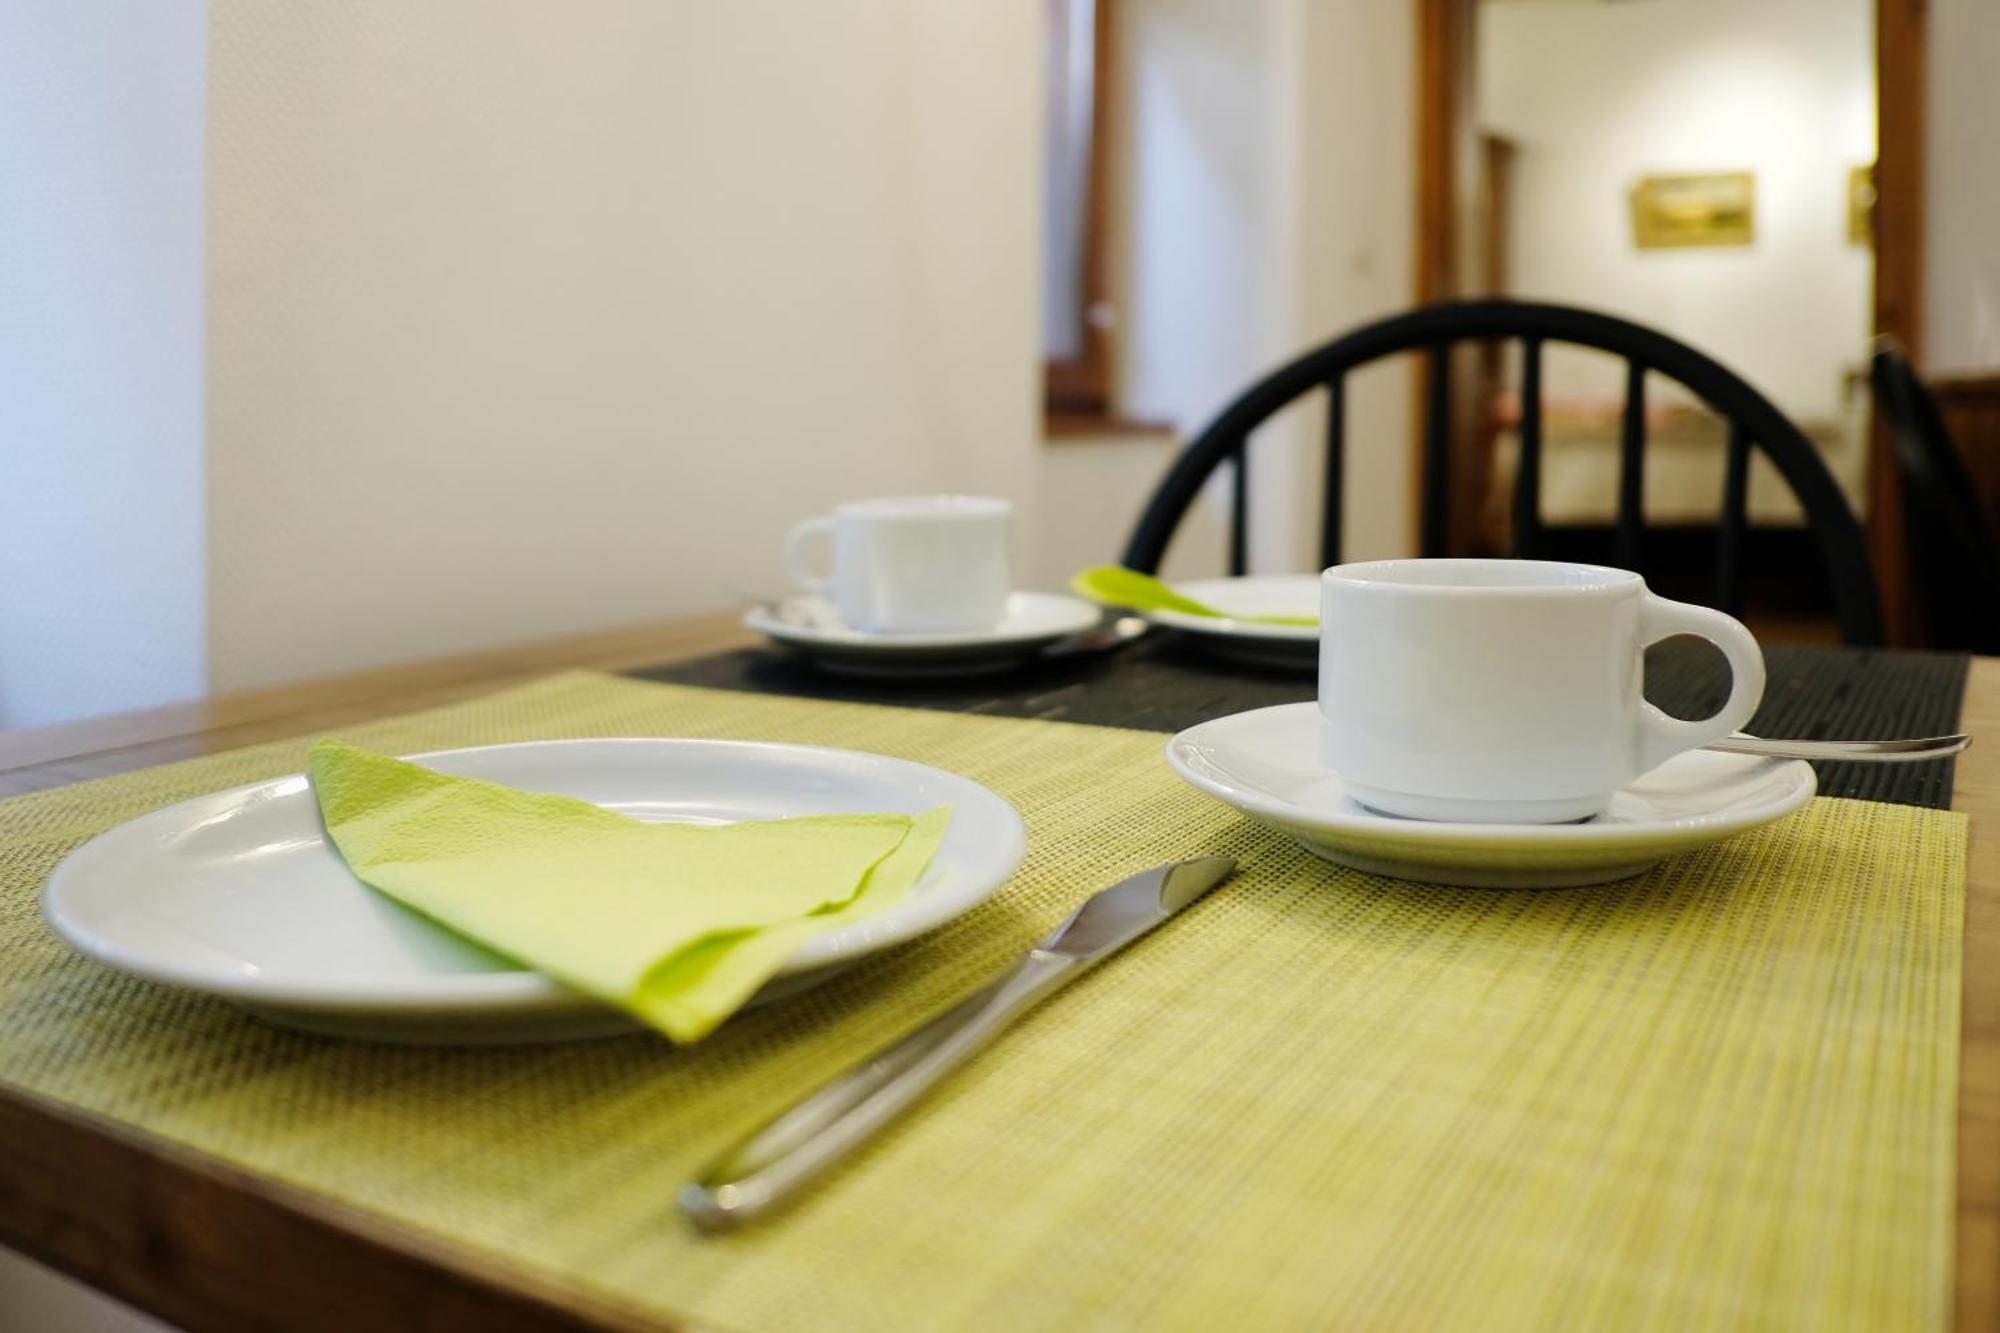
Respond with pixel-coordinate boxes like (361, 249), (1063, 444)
(834, 495), (1011, 521)
(1324, 558), (1642, 596)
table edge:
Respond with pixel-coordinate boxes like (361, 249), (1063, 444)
(0, 1081), (677, 1333)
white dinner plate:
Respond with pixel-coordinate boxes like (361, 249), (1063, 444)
(744, 591), (1101, 677)
(1145, 576), (1319, 669)
(1166, 703), (1816, 887)
(43, 739), (1027, 1044)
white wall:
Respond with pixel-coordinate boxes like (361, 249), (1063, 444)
(205, 0), (1041, 691)
(0, 14), (207, 1276)
(1296, 0), (1417, 565)
(4, 0), (1420, 715)
(1121, 0), (1295, 448)
(1117, 0), (1295, 575)
(0, 2), (207, 729)
(1927, 0), (2000, 374)
(1115, 0), (1415, 574)
(1033, 432), (1224, 582)
(1477, 0), (1876, 420)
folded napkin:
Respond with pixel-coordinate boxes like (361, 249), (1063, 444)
(307, 740), (949, 1042)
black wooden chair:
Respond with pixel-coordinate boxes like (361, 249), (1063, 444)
(1122, 299), (1886, 646)
(1871, 339), (2000, 652)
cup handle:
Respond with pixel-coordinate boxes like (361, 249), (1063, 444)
(784, 517), (835, 593)
(1634, 594), (1767, 773)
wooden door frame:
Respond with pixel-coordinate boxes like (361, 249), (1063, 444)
(1415, 0), (1927, 643)
(1411, 0), (1475, 556)
(1872, 0), (1926, 643)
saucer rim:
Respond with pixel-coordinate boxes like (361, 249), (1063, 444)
(1164, 702), (1817, 846)
(745, 590), (1100, 650)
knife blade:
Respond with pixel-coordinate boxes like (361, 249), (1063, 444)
(680, 854), (1236, 1232)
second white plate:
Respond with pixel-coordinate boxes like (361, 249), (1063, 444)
(44, 739), (1028, 1044)
(1145, 576), (1319, 669)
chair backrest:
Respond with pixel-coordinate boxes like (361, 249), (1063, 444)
(1122, 298), (1885, 646)
(1871, 340), (2000, 652)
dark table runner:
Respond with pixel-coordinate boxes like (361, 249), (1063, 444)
(634, 635), (1971, 809)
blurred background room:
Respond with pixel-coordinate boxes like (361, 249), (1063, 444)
(2, 0), (1995, 739)
(2, 1), (1997, 1325)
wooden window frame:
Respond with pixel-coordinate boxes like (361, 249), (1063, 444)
(1045, 0), (1115, 421)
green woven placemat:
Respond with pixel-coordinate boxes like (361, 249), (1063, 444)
(0, 672), (1964, 1330)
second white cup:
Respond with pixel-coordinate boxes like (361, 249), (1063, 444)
(785, 496), (1013, 633)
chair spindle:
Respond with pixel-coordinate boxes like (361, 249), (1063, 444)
(1615, 360), (1646, 570)
(1321, 376), (1346, 566)
(1421, 345), (1450, 557)
(1229, 446), (1250, 576)
(1716, 422), (1751, 614)
(1513, 336), (1544, 558)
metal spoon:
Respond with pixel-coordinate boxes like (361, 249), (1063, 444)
(1707, 732), (1970, 763)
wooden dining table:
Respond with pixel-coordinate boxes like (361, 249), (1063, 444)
(0, 610), (1992, 1332)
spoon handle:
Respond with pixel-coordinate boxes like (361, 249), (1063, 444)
(1705, 733), (1971, 763)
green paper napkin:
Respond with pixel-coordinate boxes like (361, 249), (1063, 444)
(307, 740), (949, 1042)
(1070, 565), (1319, 626)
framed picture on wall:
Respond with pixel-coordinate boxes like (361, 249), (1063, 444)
(1630, 172), (1756, 249)
(1849, 164), (1876, 246)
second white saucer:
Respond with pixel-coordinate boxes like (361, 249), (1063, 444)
(1143, 575), (1319, 670)
(1165, 703), (1816, 888)
(745, 591), (1102, 677)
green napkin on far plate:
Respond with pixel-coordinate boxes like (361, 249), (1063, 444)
(307, 740), (950, 1043)
(1070, 565), (1318, 627)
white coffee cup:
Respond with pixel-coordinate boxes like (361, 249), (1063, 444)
(785, 496), (1013, 633)
(1318, 558), (1766, 823)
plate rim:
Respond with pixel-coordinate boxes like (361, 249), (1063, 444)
(1164, 702), (1817, 848)
(42, 736), (1028, 1014)
(1144, 575), (1321, 643)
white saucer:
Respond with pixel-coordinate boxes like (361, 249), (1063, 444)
(745, 591), (1102, 677)
(1165, 703), (1816, 887)
(1145, 576), (1318, 669)
(43, 739), (1027, 1044)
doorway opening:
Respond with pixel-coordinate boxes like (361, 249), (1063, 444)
(1416, 0), (1925, 643)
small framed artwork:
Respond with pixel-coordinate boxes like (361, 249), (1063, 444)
(1630, 171), (1756, 249)
(1849, 164), (1876, 245)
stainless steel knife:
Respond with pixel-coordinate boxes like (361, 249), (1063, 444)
(680, 854), (1237, 1232)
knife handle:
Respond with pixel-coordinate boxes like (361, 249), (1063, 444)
(681, 949), (1077, 1231)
